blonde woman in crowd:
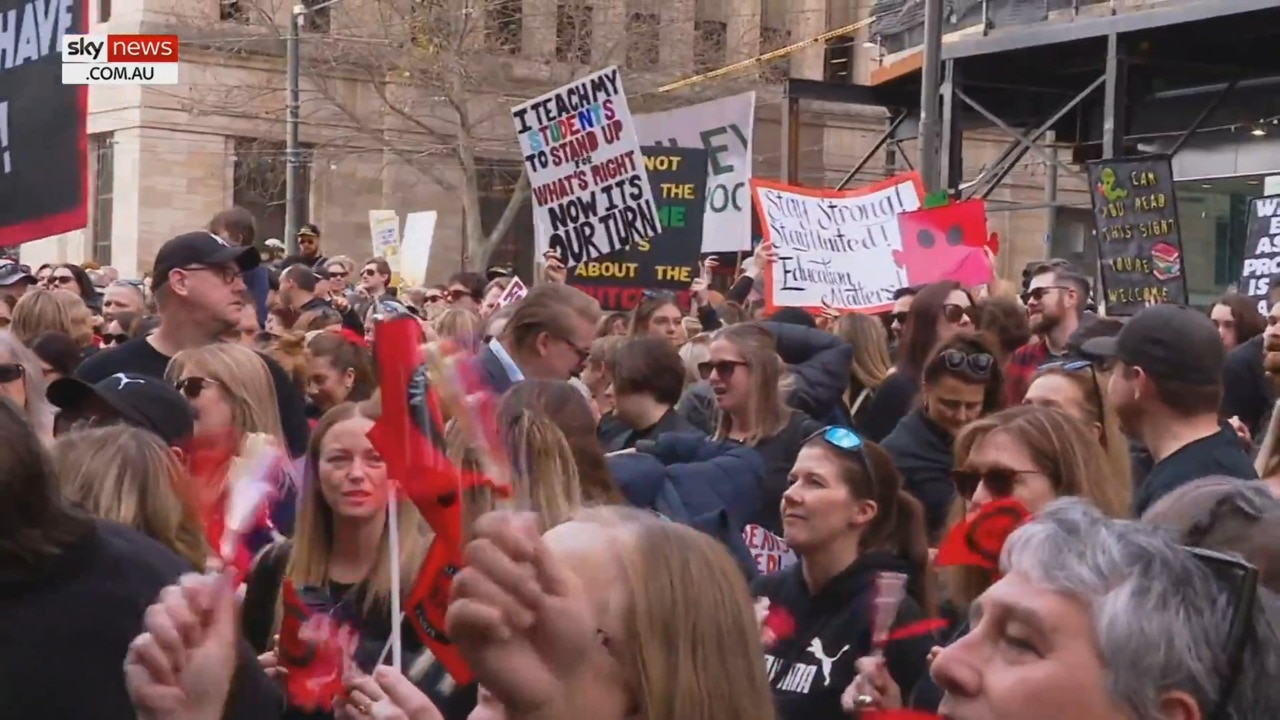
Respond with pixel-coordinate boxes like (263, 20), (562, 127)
(433, 307), (484, 354)
(0, 330), (55, 443)
(1023, 360), (1132, 494)
(53, 425), (209, 569)
(240, 401), (432, 712)
(10, 288), (95, 350)
(679, 332), (712, 382)
(831, 313), (894, 430)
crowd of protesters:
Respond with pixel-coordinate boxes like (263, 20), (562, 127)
(0, 205), (1278, 720)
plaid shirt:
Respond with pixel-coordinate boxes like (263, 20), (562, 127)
(1004, 340), (1055, 406)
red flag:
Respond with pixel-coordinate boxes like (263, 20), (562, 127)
(761, 603), (796, 650)
(935, 498), (1031, 572)
(277, 580), (355, 711)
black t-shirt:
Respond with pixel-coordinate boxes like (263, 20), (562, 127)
(0, 520), (281, 720)
(76, 335), (310, 458)
(1133, 423), (1258, 516)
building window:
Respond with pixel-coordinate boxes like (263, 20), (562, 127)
(90, 134), (114, 265)
(219, 0), (250, 23)
(556, 2), (593, 64)
(694, 20), (726, 72)
(232, 138), (309, 244)
(760, 26), (791, 81)
(302, 0), (331, 33)
(489, 2), (522, 54)
(98, 0), (111, 23)
(824, 37), (853, 83)
(627, 12), (660, 68)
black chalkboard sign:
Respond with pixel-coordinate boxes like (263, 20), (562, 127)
(1238, 195), (1280, 315)
(1085, 155), (1187, 315)
(569, 146), (708, 310)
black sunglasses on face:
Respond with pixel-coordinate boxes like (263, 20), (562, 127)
(175, 376), (217, 399)
(1021, 285), (1070, 304)
(102, 333), (129, 346)
(949, 467), (1037, 501)
(0, 363), (24, 383)
(941, 303), (974, 324)
(697, 360), (748, 378)
(940, 349), (995, 376)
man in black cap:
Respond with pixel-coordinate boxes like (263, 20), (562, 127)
(1082, 304), (1257, 515)
(75, 232), (310, 459)
(281, 222), (326, 269)
(0, 262), (36, 300)
(48, 372), (195, 449)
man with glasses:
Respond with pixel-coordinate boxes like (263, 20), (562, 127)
(281, 222), (326, 269)
(467, 282), (601, 393)
(1004, 260), (1090, 404)
(102, 280), (145, 322)
(930, 498), (1280, 720)
(445, 271), (486, 313)
(75, 232), (310, 459)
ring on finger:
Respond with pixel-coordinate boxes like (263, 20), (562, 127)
(855, 694), (875, 707)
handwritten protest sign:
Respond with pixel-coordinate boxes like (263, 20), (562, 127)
(752, 174), (923, 313)
(513, 66), (660, 266)
(1239, 195), (1280, 314)
(368, 210), (401, 280)
(571, 146), (707, 310)
(1085, 155), (1186, 315)
(497, 277), (528, 308)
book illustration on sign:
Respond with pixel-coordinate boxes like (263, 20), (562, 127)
(892, 198), (997, 288)
(1150, 242), (1182, 281)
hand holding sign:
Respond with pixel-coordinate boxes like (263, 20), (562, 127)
(542, 250), (567, 285)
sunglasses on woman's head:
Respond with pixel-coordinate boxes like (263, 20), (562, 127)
(0, 363), (24, 383)
(1038, 359), (1104, 410)
(940, 349), (994, 376)
(950, 467), (1029, 501)
(805, 425), (878, 485)
(696, 360), (747, 378)
(175, 376), (217, 399)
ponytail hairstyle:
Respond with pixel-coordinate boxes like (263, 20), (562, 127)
(803, 433), (937, 616)
(306, 328), (376, 403)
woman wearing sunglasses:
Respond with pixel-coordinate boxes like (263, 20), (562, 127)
(0, 330), (54, 443)
(852, 404), (1127, 715)
(753, 426), (936, 720)
(861, 280), (977, 442)
(881, 332), (1004, 542)
(1024, 360), (1132, 495)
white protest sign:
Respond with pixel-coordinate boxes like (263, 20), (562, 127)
(753, 175), (922, 313)
(513, 66), (660, 266)
(399, 211), (438, 286)
(368, 210), (401, 274)
(636, 91), (755, 253)
(497, 277), (528, 308)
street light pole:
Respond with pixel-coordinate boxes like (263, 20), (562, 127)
(284, 4), (303, 256)
(917, 0), (945, 194)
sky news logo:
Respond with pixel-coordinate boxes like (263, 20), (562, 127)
(61, 34), (180, 85)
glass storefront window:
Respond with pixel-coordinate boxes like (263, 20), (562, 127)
(1175, 175), (1272, 307)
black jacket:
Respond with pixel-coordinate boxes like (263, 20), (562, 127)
(860, 367), (918, 443)
(603, 407), (703, 452)
(880, 410), (956, 543)
(752, 551), (934, 720)
(761, 321), (854, 423)
(1221, 334), (1273, 438)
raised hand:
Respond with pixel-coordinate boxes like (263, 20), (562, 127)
(446, 511), (597, 717)
(336, 666), (444, 720)
(124, 573), (240, 720)
(542, 250), (567, 284)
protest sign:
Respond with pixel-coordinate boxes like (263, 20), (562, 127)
(0, 0), (87, 246)
(570, 146), (707, 311)
(1085, 155), (1187, 315)
(513, 66), (659, 266)
(497, 277), (527, 307)
(894, 199), (995, 288)
(636, 91), (755, 254)
(369, 209), (401, 280)
(752, 174), (924, 314)
(1239, 195), (1280, 314)
(399, 211), (438, 286)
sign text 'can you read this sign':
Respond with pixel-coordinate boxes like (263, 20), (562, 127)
(513, 66), (661, 266)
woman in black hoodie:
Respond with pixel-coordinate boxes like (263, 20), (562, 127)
(752, 427), (937, 720)
(880, 332), (1005, 542)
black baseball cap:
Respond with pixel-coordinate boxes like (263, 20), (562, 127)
(152, 232), (260, 291)
(0, 262), (35, 287)
(48, 373), (195, 446)
(486, 265), (513, 282)
(1080, 305), (1225, 386)
(298, 223), (320, 237)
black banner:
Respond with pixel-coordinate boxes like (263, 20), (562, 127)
(1238, 195), (1280, 315)
(1085, 155), (1186, 315)
(570, 146), (708, 311)
(0, 0), (88, 247)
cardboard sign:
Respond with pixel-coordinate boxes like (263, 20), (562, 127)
(752, 174), (924, 313)
(635, 91), (755, 253)
(894, 199), (995, 288)
(570, 146), (708, 310)
(497, 276), (527, 307)
(513, 66), (660, 266)
(1239, 195), (1280, 315)
(1085, 155), (1187, 315)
